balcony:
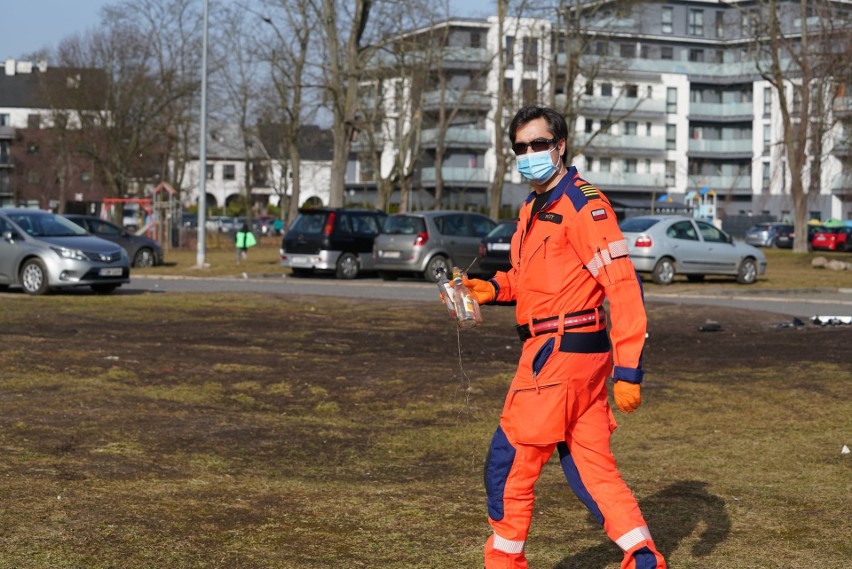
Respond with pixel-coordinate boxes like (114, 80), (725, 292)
(687, 175), (753, 191)
(689, 101), (754, 121)
(687, 138), (754, 157)
(576, 133), (666, 156)
(575, 95), (666, 119)
(422, 90), (492, 112)
(590, 171), (665, 189)
(421, 127), (491, 149)
(0, 125), (14, 139)
(420, 166), (490, 185)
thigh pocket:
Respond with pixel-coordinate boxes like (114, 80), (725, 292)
(503, 382), (568, 444)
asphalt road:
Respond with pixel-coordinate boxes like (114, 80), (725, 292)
(125, 274), (852, 322)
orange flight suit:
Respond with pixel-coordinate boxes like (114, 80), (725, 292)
(482, 167), (665, 569)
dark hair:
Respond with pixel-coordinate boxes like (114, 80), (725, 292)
(509, 106), (569, 164)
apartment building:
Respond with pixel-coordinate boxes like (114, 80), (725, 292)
(351, 0), (852, 222)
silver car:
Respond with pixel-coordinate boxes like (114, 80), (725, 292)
(0, 208), (130, 295)
(618, 214), (767, 285)
(373, 210), (497, 282)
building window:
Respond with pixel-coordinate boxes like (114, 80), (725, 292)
(762, 162), (770, 190)
(81, 171), (93, 183)
(792, 86), (802, 114)
(763, 87), (772, 116)
(662, 6), (673, 34)
(27, 143), (39, 155)
(666, 124), (676, 150)
(601, 83), (613, 97)
(470, 32), (481, 49)
(624, 84), (638, 98)
(714, 50), (724, 63)
(600, 119), (612, 134)
(666, 87), (677, 113)
(661, 46), (673, 60)
(666, 160), (676, 185)
(503, 78), (513, 97)
(595, 41), (607, 56)
(585, 118), (594, 133)
(223, 164), (236, 181)
(625, 159), (638, 173)
(640, 45), (650, 59)
(644, 159), (652, 173)
(27, 114), (41, 129)
(28, 171), (40, 184)
(0, 113), (9, 126)
(763, 124), (771, 153)
(624, 121), (638, 135)
(206, 164), (214, 180)
(646, 122), (652, 136)
(688, 49), (704, 62)
(688, 9), (704, 36)
(600, 157), (611, 172)
(620, 43), (636, 58)
(522, 38), (538, 68)
(505, 36), (514, 69)
(716, 12), (725, 38)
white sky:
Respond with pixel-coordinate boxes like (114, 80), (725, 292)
(2, 0), (496, 62)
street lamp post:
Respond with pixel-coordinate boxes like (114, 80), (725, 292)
(196, 0), (209, 268)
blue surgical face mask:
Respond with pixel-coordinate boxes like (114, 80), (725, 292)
(516, 146), (559, 183)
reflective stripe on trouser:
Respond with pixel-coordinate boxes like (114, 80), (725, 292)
(483, 371), (665, 567)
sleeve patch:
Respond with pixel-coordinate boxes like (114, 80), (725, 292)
(591, 208), (607, 221)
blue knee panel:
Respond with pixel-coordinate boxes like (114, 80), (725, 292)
(484, 426), (515, 521)
(557, 442), (605, 525)
(632, 546), (659, 569)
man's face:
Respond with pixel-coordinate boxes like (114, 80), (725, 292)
(512, 117), (564, 163)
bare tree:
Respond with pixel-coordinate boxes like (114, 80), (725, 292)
(749, 0), (850, 252)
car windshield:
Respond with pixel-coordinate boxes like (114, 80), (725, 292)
(289, 212), (328, 234)
(383, 215), (426, 235)
(8, 212), (89, 237)
(487, 221), (517, 239)
(619, 218), (659, 232)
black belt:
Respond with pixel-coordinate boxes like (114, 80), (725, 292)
(516, 307), (606, 342)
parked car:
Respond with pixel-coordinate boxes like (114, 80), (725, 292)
(810, 225), (852, 252)
(618, 214), (767, 285)
(64, 214), (164, 268)
(744, 222), (794, 248)
(280, 208), (387, 279)
(0, 208), (130, 295)
(373, 211), (497, 282)
(478, 219), (518, 275)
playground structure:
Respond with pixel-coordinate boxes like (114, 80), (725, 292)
(685, 187), (720, 227)
(100, 182), (180, 248)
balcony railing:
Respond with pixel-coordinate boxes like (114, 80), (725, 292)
(687, 175), (753, 191)
(589, 172), (665, 188)
(0, 125), (14, 139)
(422, 90), (492, 110)
(421, 127), (491, 148)
(575, 94), (666, 116)
(420, 166), (490, 185)
(577, 133), (666, 152)
(688, 138), (754, 155)
(689, 101), (754, 119)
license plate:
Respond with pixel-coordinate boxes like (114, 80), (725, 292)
(99, 268), (123, 276)
(290, 255), (310, 266)
(381, 251), (401, 259)
(490, 243), (510, 251)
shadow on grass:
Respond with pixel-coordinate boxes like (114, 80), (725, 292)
(554, 480), (730, 568)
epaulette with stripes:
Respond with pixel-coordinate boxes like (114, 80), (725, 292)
(565, 178), (602, 212)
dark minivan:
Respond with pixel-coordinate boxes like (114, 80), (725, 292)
(280, 208), (387, 279)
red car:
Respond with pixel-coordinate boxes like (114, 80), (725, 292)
(810, 226), (852, 252)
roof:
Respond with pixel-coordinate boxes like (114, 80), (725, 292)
(257, 123), (333, 162)
(0, 65), (106, 110)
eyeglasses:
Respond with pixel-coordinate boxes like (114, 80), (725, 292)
(511, 138), (558, 155)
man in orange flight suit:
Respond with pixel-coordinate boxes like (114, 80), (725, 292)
(463, 106), (666, 569)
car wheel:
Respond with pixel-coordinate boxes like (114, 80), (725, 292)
(290, 268), (314, 278)
(91, 284), (118, 294)
(378, 271), (398, 281)
(651, 257), (675, 285)
(737, 258), (758, 284)
(133, 248), (155, 268)
(686, 274), (705, 282)
(20, 258), (50, 295)
(424, 255), (449, 283)
(335, 252), (359, 280)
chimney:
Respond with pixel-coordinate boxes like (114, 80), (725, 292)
(5, 59), (15, 76)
